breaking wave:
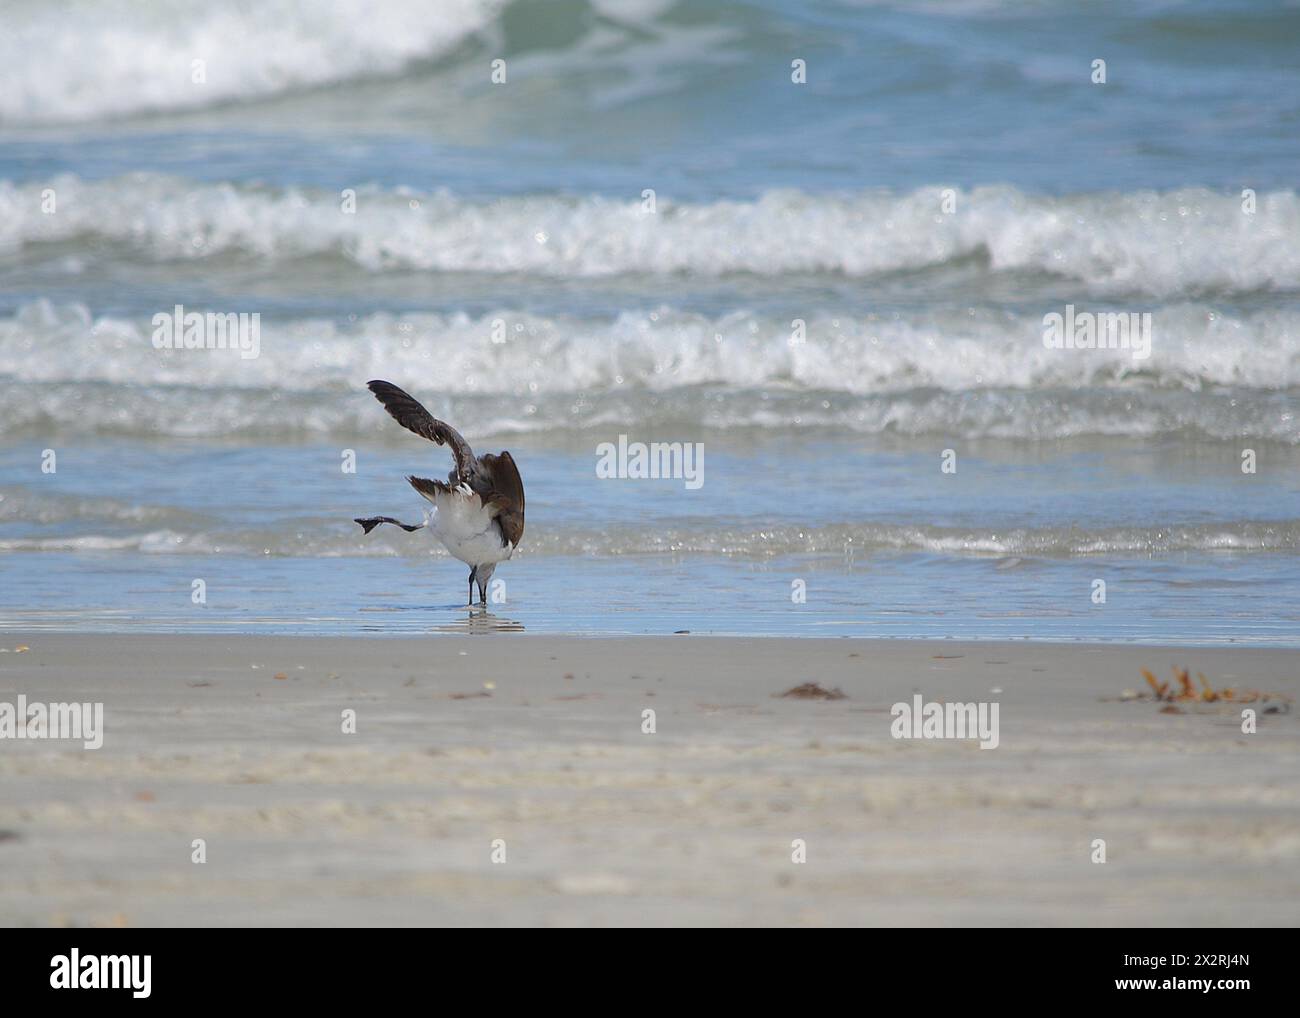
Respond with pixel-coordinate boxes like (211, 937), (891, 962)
(2, 300), (1298, 442)
(4, 176), (1298, 296)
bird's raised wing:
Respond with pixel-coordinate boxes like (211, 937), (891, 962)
(367, 379), (474, 481)
(479, 450), (525, 547)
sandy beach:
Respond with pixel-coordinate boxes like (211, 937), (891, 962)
(3, 0), (1299, 946)
(1, 634), (1296, 927)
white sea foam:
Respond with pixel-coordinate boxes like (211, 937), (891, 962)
(2, 520), (1296, 560)
(3, 300), (1297, 395)
(3, 176), (1297, 296)
(2, 299), (1297, 441)
(0, 0), (506, 124)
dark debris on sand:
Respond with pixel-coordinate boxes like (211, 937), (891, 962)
(776, 682), (847, 701)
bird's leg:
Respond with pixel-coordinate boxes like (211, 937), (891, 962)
(476, 564), (495, 607)
(467, 566), (477, 607)
(354, 516), (424, 534)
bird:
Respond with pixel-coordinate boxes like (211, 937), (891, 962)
(354, 380), (524, 606)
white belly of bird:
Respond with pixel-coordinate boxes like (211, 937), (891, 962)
(424, 490), (514, 566)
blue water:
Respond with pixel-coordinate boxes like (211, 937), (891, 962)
(1, 0), (1298, 641)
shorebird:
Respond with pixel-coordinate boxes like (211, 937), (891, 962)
(354, 380), (524, 606)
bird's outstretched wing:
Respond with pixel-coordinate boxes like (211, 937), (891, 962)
(479, 450), (525, 547)
(367, 379), (474, 481)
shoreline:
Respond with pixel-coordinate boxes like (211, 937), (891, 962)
(2, 634), (1297, 926)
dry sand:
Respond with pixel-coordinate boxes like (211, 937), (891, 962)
(1, 634), (1297, 927)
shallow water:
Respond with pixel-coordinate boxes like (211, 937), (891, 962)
(2, 435), (1297, 642)
(1, 0), (1298, 641)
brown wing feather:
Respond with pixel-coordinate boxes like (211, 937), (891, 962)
(480, 451), (525, 547)
(367, 380), (474, 480)
(406, 475), (454, 504)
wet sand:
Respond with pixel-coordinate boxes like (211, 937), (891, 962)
(1, 634), (1297, 927)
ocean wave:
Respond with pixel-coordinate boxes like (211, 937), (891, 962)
(3, 176), (1298, 295)
(2, 300), (1298, 441)
(0, 0), (507, 125)
(3, 380), (1298, 443)
(3, 519), (1297, 559)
